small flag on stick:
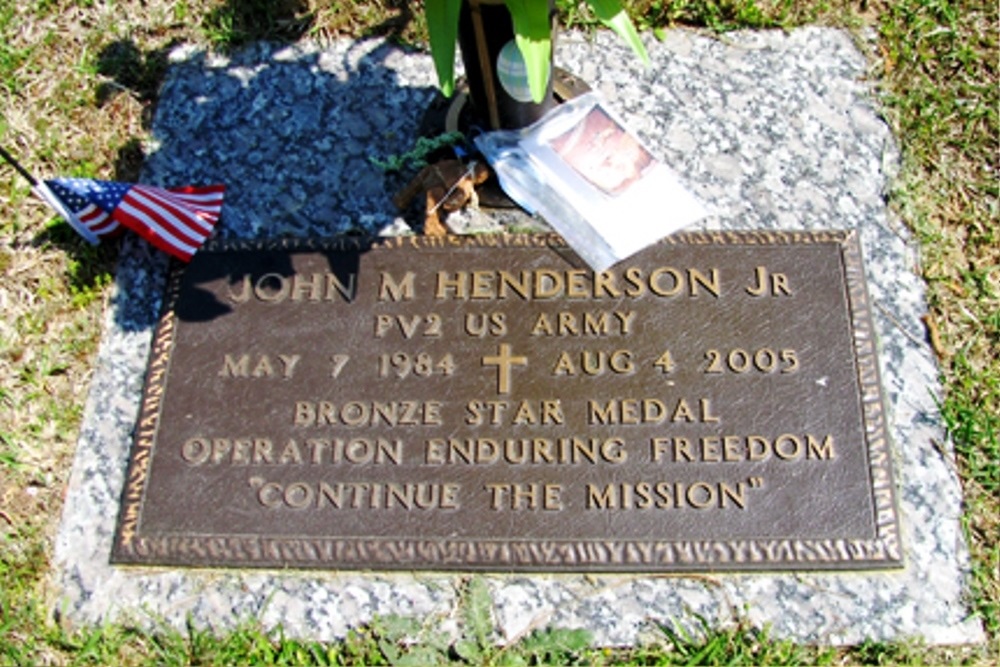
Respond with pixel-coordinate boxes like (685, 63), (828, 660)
(1, 146), (224, 262)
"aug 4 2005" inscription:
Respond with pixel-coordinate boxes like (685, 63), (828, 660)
(112, 232), (901, 572)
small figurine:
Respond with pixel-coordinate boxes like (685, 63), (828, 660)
(393, 159), (490, 236)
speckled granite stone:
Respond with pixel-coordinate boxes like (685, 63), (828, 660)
(51, 29), (984, 646)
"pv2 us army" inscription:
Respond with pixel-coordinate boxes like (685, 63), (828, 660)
(112, 231), (902, 572)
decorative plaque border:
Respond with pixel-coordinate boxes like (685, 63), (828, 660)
(113, 231), (902, 571)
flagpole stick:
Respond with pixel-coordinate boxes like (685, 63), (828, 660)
(0, 145), (39, 186)
(0, 145), (100, 245)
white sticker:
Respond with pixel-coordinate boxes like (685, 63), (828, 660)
(496, 40), (541, 103)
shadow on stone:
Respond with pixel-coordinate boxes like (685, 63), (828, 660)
(101, 36), (437, 332)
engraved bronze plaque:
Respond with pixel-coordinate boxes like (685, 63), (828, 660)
(113, 232), (901, 571)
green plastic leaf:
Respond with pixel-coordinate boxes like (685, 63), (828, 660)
(505, 0), (553, 103)
(425, 0), (463, 97)
(586, 0), (650, 66)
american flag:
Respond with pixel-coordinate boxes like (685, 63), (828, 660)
(42, 178), (225, 261)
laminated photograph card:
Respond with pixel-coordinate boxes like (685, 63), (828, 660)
(476, 93), (707, 271)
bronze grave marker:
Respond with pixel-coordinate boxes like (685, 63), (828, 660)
(112, 232), (901, 571)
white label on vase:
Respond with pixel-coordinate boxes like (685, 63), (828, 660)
(496, 40), (541, 103)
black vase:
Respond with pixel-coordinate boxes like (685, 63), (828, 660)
(457, 0), (557, 130)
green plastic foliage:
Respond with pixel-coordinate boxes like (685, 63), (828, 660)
(506, 0), (553, 103)
(426, 1), (648, 104)
(587, 0), (650, 66)
(425, 0), (463, 98)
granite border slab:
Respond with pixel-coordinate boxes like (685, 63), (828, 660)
(51, 28), (984, 646)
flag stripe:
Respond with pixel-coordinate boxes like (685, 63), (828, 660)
(133, 228), (197, 262)
(128, 188), (212, 240)
(138, 185), (218, 233)
(155, 194), (214, 237)
(167, 185), (225, 214)
(77, 204), (120, 235)
(115, 201), (203, 259)
(170, 191), (225, 206)
(117, 194), (218, 259)
(169, 184), (226, 199)
(172, 199), (223, 223)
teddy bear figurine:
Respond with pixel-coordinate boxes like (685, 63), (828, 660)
(393, 159), (490, 236)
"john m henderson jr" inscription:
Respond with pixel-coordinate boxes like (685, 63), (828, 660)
(113, 231), (901, 571)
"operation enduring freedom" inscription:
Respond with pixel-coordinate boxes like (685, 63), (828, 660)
(112, 232), (902, 571)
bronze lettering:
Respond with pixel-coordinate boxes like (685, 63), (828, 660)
(293, 400), (443, 427)
(374, 314), (442, 339)
(472, 399), (561, 425)
(378, 271), (416, 301)
(433, 267), (721, 301)
(746, 266), (792, 297)
(219, 353), (249, 377)
(464, 312), (507, 337)
(485, 483), (563, 510)
(219, 353), (299, 379)
(585, 480), (754, 510)
(470, 270), (493, 299)
(291, 272), (324, 301)
(252, 478), (460, 510)
(551, 350), (635, 376)
(588, 397), (718, 424)
(588, 270), (616, 297)
(497, 270), (531, 299)
(228, 272), (358, 303)
(649, 435), (835, 463)
(435, 270), (468, 299)
(530, 310), (636, 337)
(182, 437), (403, 465)
(424, 437), (626, 465)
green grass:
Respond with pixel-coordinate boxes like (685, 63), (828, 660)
(0, 0), (997, 664)
(874, 0), (999, 642)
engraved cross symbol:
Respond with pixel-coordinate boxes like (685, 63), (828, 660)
(482, 343), (528, 395)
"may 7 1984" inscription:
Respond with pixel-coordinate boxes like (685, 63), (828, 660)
(112, 232), (901, 571)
